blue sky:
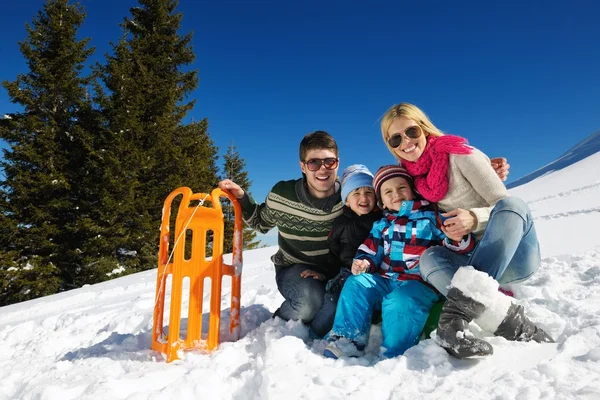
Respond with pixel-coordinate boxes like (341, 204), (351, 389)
(1, 0), (599, 204)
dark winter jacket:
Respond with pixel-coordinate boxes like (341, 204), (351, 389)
(328, 206), (383, 270)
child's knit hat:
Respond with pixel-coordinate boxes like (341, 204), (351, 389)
(372, 165), (414, 201)
(341, 164), (374, 202)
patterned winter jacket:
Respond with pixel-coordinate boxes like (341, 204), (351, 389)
(355, 200), (475, 283)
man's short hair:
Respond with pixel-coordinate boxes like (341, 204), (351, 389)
(299, 130), (339, 161)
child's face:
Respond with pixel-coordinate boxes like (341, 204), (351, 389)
(380, 177), (414, 211)
(345, 186), (376, 216)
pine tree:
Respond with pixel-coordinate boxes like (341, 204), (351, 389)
(221, 142), (263, 253)
(177, 119), (220, 194)
(0, 0), (99, 297)
(95, 0), (218, 272)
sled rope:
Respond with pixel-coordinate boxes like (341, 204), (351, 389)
(154, 193), (210, 308)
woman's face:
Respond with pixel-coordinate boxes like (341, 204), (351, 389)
(387, 118), (428, 162)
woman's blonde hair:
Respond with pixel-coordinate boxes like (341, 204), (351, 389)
(380, 103), (444, 161)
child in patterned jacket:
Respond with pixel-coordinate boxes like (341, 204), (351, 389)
(323, 165), (475, 359)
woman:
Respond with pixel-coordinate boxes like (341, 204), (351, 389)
(379, 103), (554, 359)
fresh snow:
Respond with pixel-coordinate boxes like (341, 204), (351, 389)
(1, 137), (600, 399)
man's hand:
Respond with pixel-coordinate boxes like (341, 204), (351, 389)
(218, 179), (245, 199)
(351, 259), (370, 275)
(441, 208), (476, 238)
(300, 269), (326, 281)
(490, 157), (510, 181)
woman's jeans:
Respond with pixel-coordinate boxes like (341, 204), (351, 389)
(420, 197), (540, 296)
(330, 273), (440, 357)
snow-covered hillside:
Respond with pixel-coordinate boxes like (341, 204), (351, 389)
(507, 129), (600, 189)
(1, 131), (600, 399)
(508, 133), (600, 257)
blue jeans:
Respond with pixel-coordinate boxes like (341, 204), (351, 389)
(309, 268), (352, 337)
(420, 197), (540, 296)
(310, 291), (339, 338)
(274, 264), (326, 324)
(330, 273), (440, 358)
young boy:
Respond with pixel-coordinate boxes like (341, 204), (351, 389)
(309, 165), (382, 337)
(323, 165), (475, 359)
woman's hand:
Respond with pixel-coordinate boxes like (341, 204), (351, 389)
(351, 259), (370, 275)
(300, 269), (326, 281)
(441, 208), (477, 238)
(218, 179), (245, 199)
(441, 227), (466, 242)
(490, 157), (510, 181)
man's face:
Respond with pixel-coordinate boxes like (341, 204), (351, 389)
(300, 149), (339, 199)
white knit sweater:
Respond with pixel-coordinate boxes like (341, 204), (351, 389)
(436, 147), (509, 239)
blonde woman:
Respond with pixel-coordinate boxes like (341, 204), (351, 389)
(380, 103), (553, 359)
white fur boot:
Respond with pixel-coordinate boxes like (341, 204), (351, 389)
(451, 266), (554, 343)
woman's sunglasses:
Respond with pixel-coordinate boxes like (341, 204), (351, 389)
(303, 157), (339, 171)
(387, 125), (423, 148)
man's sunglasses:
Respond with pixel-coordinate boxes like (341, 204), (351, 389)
(387, 125), (423, 148)
(303, 157), (339, 171)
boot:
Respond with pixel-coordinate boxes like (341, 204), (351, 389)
(449, 266), (555, 345)
(271, 308), (281, 319)
(494, 303), (554, 343)
(323, 337), (365, 359)
(436, 287), (494, 359)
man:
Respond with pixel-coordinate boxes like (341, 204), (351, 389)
(218, 131), (342, 331)
(218, 130), (510, 332)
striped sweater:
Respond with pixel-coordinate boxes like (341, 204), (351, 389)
(356, 200), (475, 282)
(240, 178), (344, 278)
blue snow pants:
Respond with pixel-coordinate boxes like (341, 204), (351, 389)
(329, 273), (440, 358)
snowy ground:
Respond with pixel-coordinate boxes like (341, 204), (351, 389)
(1, 153), (600, 399)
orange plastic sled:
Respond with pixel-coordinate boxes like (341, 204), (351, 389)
(151, 187), (243, 362)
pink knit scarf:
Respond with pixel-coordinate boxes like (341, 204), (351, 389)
(402, 135), (472, 202)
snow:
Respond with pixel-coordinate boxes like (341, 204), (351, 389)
(107, 266), (126, 276)
(2, 139), (600, 399)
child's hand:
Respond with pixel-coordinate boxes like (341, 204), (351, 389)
(300, 269), (326, 281)
(351, 259), (370, 275)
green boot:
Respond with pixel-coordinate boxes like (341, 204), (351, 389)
(421, 299), (445, 339)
